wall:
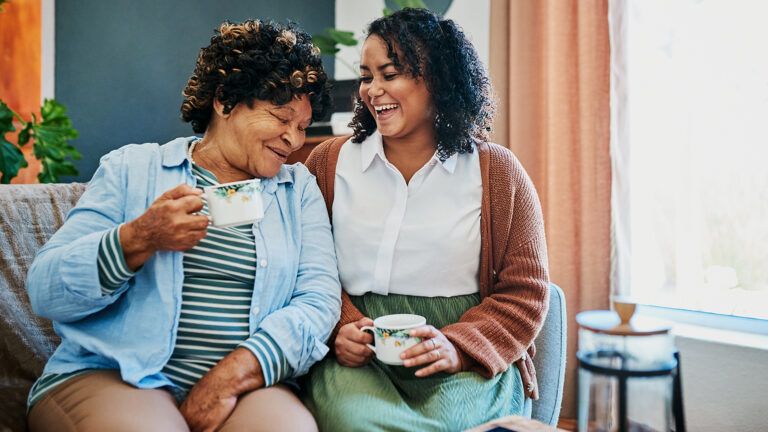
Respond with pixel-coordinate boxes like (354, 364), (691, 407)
(675, 334), (768, 431)
(0, 0), (42, 183)
(55, 0), (334, 181)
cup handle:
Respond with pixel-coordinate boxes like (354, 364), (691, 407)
(360, 326), (376, 353)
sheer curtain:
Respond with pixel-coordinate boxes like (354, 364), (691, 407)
(490, 0), (612, 419)
(610, 0), (768, 320)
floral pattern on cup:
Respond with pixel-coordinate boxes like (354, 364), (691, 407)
(204, 179), (264, 228)
(373, 328), (420, 348)
(212, 182), (260, 203)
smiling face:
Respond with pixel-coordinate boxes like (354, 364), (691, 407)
(358, 35), (435, 143)
(213, 95), (312, 179)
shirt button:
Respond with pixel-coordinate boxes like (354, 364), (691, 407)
(259, 259), (268, 267)
(252, 306), (260, 315)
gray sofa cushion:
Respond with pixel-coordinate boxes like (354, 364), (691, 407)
(0, 183), (86, 431)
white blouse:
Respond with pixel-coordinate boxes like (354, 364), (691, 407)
(332, 132), (482, 297)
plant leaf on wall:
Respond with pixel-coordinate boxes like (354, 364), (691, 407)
(313, 28), (358, 56)
(327, 29), (357, 46)
(313, 34), (341, 55)
(391, 0), (428, 10)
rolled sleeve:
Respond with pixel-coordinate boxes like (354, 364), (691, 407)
(238, 331), (291, 387)
(98, 225), (136, 295)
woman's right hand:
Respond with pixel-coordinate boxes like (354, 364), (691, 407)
(335, 317), (375, 367)
(120, 184), (209, 270)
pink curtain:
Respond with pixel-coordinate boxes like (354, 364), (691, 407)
(490, 0), (612, 420)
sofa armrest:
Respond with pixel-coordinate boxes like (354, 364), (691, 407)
(531, 283), (567, 425)
(0, 183), (86, 431)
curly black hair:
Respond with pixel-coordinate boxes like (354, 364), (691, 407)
(181, 19), (331, 133)
(350, 8), (495, 160)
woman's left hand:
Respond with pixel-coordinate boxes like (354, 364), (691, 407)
(401, 325), (463, 377)
(179, 348), (263, 432)
(179, 372), (238, 432)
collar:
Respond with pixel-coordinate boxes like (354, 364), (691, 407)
(359, 131), (459, 174)
(161, 136), (293, 193)
(360, 132), (386, 172)
(439, 152), (458, 174)
(161, 136), (197, 168)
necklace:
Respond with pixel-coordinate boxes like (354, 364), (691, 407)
(188, 138), (201, 165)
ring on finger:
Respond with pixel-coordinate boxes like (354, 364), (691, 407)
(432, 349), (441, 360)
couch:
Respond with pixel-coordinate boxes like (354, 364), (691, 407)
(0, 183), (566, 431)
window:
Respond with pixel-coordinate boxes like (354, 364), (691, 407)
(610, 0), (768, 321)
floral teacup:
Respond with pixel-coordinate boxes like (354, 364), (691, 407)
(203, 179), (263, 227)
(362, 314), (426, 365)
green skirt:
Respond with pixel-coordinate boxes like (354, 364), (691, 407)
(302, 293), (524, 432)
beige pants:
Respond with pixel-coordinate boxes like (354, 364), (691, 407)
(28, 370), (318, 432)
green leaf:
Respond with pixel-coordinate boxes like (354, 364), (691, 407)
(17, 122), (32, 146)
(38, 159), (78, 184)
(0, 100), (25, 184)
(31, 99), (80, 183)
(0, 100), (15, 135)
(0, 140), (26, 184)
(394, 0), (428, 9)
(313, 28), (358, 56)
(312, 34), (340, 56)
(327, 29), (358, 46)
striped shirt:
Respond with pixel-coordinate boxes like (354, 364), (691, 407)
(28, 162), (289, 408)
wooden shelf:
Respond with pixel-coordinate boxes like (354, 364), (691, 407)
(287, 135), (339, 164)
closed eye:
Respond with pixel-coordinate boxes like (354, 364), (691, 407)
(270, 112), (290, 124)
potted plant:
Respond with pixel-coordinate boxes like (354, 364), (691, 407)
(0, 0), (81, 183)
(0, 100), (80, 183)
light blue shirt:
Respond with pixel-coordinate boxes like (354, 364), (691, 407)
(26, 136), (341, 390)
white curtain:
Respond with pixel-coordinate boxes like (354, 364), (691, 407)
(609, 0), (768, 320)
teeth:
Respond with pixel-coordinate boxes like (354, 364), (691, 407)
(375, 104), (399, 112)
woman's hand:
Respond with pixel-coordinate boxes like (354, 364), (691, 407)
(180, 348), (264, 432)
(401, 325), (463, 377)
(120, 184), (209, 270)
(179, 379), (237, 432)
(335, 318), (375, 367)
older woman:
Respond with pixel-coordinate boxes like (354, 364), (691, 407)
(303, 8), (549, 431)
(26, 19), (339, 432)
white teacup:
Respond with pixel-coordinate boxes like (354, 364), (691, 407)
(203, 179), (264, 228)
(362, 314), (426, 365)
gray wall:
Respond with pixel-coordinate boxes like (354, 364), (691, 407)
(56, 0), (334, 181)
(675, 336), (768, 431)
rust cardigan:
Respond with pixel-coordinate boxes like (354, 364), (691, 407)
(305, 136), (550, 399)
